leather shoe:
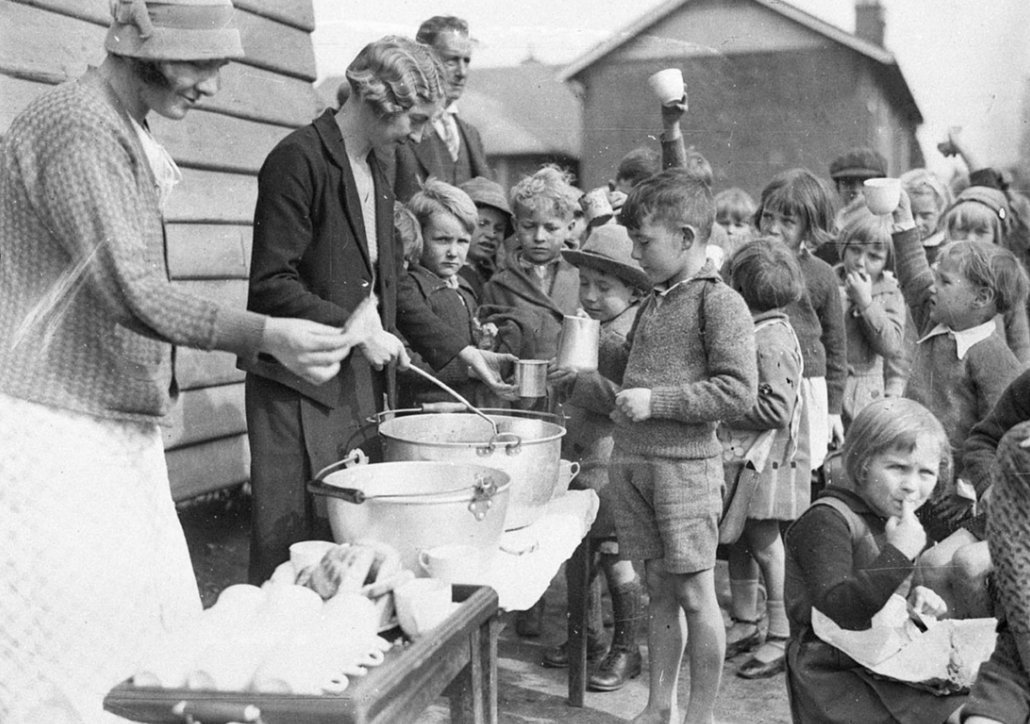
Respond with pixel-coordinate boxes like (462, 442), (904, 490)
(736, 637), (787, 679)
(588, 648), (642, 691)
(724, 622), (762, 659)
(542, 637), (608, 669)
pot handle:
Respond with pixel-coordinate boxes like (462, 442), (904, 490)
(468, 472), (504, 520)
(172, 700), (262, 723)
(477, 431), (522, 457)
(311, 449), (368, 483)
(307, 449), (369, 504)
(307, 479), (366, 504)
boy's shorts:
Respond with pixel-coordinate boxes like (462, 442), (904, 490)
(609, 447), (723, 574)
(962, 630), (1030, 723)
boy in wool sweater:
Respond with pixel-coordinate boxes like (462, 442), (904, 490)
(892, 190), (1028, 543)
(600, 168), (757, 724)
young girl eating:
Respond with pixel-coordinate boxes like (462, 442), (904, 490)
(784, 397), (967, 723)
(835, 207), (906, 427)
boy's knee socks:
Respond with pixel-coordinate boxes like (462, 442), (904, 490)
(730, 578), (760, 622)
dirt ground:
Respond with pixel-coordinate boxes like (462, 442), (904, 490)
(178, 488), (791, 724)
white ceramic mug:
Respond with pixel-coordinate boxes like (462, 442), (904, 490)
(419, 544), (488, 583)
(552, 459), (581, 500)
(394, 578), (452, 639)
(647, 68), (685, 104)
(863, 177), (901, 215)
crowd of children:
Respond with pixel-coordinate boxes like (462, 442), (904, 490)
(383, 88), (1030, 722)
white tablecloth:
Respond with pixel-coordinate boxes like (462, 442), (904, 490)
(462, 490), (598, 611)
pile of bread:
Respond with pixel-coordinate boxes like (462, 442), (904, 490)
(133, 539), (414, 695)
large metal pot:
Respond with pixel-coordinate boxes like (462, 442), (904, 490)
(307, 455), (510, 573)
(375, 409), (565, 530)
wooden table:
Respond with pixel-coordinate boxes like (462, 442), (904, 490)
(565, 539), (592, 707)
(104, 585), (499, 724)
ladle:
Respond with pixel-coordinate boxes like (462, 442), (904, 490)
(406, 365), (500, 437)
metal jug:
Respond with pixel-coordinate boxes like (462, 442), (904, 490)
(555, 315), (600, 372)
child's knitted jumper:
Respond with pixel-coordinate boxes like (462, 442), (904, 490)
(785, 251), (848, 415)
(0, 70), (265, 422)
(893, 228), (1021, 464)
(601, 264), (757, 459)
(988, 421), (1030, 652)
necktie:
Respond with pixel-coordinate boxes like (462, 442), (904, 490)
(440, 112), (460, 162)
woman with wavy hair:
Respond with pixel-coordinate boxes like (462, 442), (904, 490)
(243, 35), (515, 583)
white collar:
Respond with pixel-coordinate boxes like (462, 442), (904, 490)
(917, 318), (996, 360)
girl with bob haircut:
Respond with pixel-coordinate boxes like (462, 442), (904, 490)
(835, 206), (906, 427)
(406, 177), (479, 235)
(752, 168), (848, 499)
(900, 168), (952, 261)
(784, 397), (967, 723)
(719, 238), (807, 680)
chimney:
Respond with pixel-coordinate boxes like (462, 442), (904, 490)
(855, 0), (885, 47)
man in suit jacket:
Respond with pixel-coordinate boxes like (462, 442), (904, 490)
(388, 16), (493, 201)
(242, 37), (513, 583)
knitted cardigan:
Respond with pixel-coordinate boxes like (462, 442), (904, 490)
(785, 250), (848, 415)
(0, 70), (264, 422)
(834, 266), (907, 396)
(599, 263), (757, 459)
(893, 227), (1022, 467)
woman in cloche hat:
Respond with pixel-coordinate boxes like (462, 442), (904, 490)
(0, 2), (357, 720)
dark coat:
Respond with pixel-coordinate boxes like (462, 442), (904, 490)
(384, 115), (492, 202)
(242, 109), (468, 413)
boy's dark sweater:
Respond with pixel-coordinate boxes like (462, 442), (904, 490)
(893, 227), (1022, 467)
(599, 263), (757, 459)
(786, 251), (848, 415)
(963, 366), (1030, 498)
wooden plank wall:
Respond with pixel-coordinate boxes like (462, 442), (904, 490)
(1, 0), (322, 500)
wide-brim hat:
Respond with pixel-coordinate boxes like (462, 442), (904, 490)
(105, 0), (245, 61)
(460, 176), (514, 236)
(562, 224), (650, 292)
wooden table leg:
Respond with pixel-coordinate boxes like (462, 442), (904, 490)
(567, 537), (590, 707)
(448, 626), (485, 724)
(482, 616), (499, 724)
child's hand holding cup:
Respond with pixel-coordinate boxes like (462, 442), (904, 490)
(862, 178), (902, 215)
(885, 499), (926, 560)
(648, 68), (687, 107)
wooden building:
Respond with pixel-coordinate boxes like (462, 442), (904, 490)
(1, 0), (323, 500)
(559, 0), (924, 197)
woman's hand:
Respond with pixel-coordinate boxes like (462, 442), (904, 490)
(360, 329), (411, 371)
(459, 347), (518, 399)
(261, 317), (355, 385)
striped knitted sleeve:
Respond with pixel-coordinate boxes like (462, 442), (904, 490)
(27, 95), (264, 358)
